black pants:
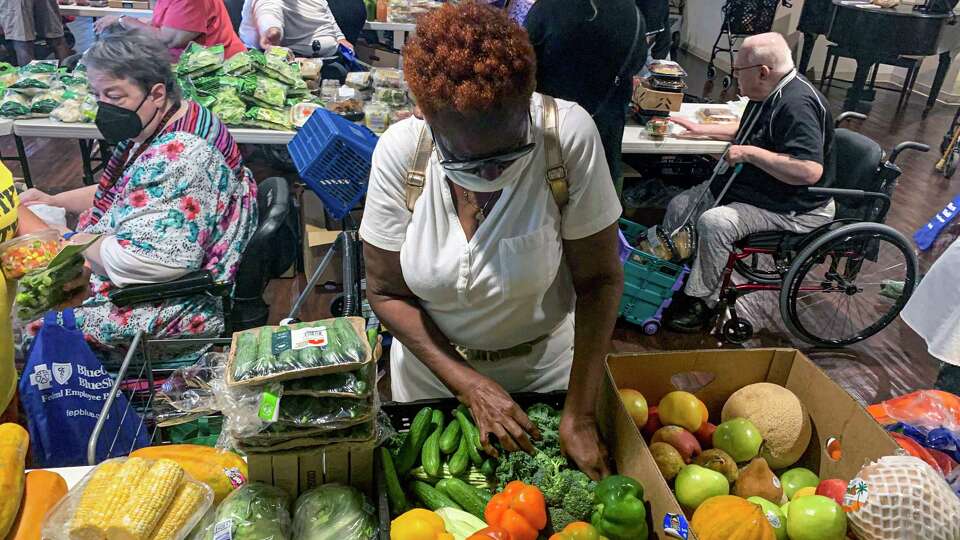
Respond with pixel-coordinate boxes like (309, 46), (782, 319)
(327, 0), (367, 43)
(593, 98), (629, 197)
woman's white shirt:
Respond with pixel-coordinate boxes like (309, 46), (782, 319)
(359, 93), (622, 351)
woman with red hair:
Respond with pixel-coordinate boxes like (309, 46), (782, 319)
(360, 2), (623, 479)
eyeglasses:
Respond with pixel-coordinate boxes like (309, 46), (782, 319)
(433, 113), (535, 173)
(732, 64), (765, 74)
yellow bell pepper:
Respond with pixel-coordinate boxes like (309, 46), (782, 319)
(392, 508), (456, 540)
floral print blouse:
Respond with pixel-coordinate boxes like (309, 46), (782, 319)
(75, 124), (257, 347)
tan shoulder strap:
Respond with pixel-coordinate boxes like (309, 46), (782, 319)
(405, 123), (433, 211)
(541, 95), (569, 209)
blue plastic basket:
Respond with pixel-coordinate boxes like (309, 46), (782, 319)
(617, 219), (689, 335)
(288, 108), (380, 220)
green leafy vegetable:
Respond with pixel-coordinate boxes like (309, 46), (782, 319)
(212, 482), (292, 540)
(291, 484), (377, 540)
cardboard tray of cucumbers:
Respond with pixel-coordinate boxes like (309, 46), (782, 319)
(226, 316), (372, 387)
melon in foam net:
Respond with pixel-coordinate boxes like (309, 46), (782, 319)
(721, 382), (812, 469)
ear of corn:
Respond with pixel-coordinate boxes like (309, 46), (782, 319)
(106, 459), (183, 540)
(148, 481), (208, 540)
(67, 459), (127, 540)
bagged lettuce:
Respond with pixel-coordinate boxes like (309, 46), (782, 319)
(251, 49), (299, 86)
(50, 92), (97, 123)
(247, 77), (288, 109)
(223, 50), (254, 76)
(291, 485), (377, 540)
(0, 62), (16, 87)
(177, 42), (225, 77)
(241, 106), (293, 131)
(211, 87), (247, 126)
(29, 88), (67, 115)
(0, 91), (31, 118)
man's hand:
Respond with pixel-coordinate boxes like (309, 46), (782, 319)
(458, 374), (540, 457)
(560, 412), (610, 481)
(725, 144), (756, 165)
(337, 39), (354, 52)
(260, 27), (282, 49)
(94, 16), (121, 33)
(20, 188), (55, 206)
(668, 116), (705, 136)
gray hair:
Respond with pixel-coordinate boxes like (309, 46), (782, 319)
(83, 27), (182, 103)
(741, 33), (794, 74)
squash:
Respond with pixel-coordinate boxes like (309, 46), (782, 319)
(130, 444), (247, 503)
(6, 470), (67, 540)
(691, 495), (777, 540)
(0, 423), (28, 539)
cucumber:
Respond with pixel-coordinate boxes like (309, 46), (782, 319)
(439, 420), (461, 455)
(454, 408), (484, 466)
(395, 407), (433, 476)
(421, 410), (444, 477)
(436, 478), (487, 520)
(448, 434), (470, 477)
(255, 327), (275, 377)
(379, 447), (407, 516)
(233, 331), (258, 380)
(410, 480), (461, 511)
(479, 458), (496, 478)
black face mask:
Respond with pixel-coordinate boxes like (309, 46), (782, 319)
(95, 92), (159, 143)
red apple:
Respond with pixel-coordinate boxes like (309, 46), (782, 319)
(695, 422), (717, 449)
(642, 406), (662, 439)
(815, 479), (847, 506)
(651, 425), (702, 463)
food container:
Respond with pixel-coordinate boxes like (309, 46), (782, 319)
(363, 103), (391, 134)
(649, 77), (687, 92)
(646, 118), (670, 138)
(320, 79), (340, 102)
(697, 107), (740, 124)
(0, 230), (61, 280)
(291, 102), (322, 128)
(346, 71), (372, 90)
(648, 60), (687, 79)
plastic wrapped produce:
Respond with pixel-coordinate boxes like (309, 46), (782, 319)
(345, 71), (371, 90)
(291, 484), (377, 540)
(223, 51), (255, 76)
(0, 92), (31, 118)
(29, 88), (66, 115)
(241, 106), (293, 131)
(0, 230), (61, 279)
(371, 68), (403, 89)
(210, 87), (247, 126)
(363, 102), (390, 134)
(50, 91), (97, 123)
(373, 86), (406, 107)
(0, 62), (16, 87)
(251, 49), (300, 86)
(277, 396), (374, 428)
(176, 43), (225, 78)
(290, 102), (322, 128)
(239, 77), (288, 109)
(282, 368), (372, 398)
(205, 483), (292, 540)
(41, 457), (213, 540)
(14, 255), (84, 321)
(228, 318), (370, 386)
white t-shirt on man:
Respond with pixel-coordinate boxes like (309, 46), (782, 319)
(359, 93), (622, 400)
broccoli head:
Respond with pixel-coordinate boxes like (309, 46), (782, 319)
(548, 507), (578, 533)
(494, 450), (540, 489)
(560, 473), (596, 523)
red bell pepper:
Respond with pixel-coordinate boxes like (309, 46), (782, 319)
(467, 527), (512, 540)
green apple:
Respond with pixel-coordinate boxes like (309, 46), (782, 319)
(674, 464), (729, 510)
(786, 495), (847, 540)
(748, 496), (787, 540)
(712, 418), (762, 462)
(780, 467), (820, 500)
(781, 501), (791, 519)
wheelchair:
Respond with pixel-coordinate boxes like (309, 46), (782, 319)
(708, 112), (929, 346)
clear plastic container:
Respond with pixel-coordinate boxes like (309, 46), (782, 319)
(363, 102), (391, 134)
(0, 229), (61, 279)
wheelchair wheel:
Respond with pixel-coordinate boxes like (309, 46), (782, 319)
(734, 254), (783, 285)
(779, 222), (917, 347)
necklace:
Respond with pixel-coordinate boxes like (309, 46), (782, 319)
(463, 189), (497, 223)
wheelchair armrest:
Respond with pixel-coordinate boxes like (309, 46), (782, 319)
(807, 187), (891, 220)
(888, 141), (929, 163)
(108, 270), (230, 308)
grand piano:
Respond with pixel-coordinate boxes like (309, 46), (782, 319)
(803, 0), (960, 115)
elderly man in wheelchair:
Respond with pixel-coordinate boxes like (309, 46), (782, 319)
(665, 32), (927, 344)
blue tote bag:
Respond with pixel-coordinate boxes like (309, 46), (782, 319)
(19, 309), (149, 467)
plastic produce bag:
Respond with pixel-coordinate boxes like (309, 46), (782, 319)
(42, 457), (213, 540)
(223, 51), (254, 76)
(210, 87), (247, 126)
(156, 351), (228, 426)
(241, 106), (293, 131)
(277, 395), (373, 428)
(177, 43), (225, 78)
(0, 62), (17, 87)
(868, 390), (960, 432)
(247, 77), (288, 109)
(204, 482), (292, 540)
(0, 91), (31, 118)
(228, 318), (370, 386)
(291, 484), (377, 540)
(283, 367), (372, 398)
(14, 255), (85, 322)
(252, 49), (300, 86)
(50, 92), (97, 123)
(29, 88), (66, 115)
(371, 67), (403, 89)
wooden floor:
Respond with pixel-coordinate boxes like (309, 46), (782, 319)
(4, 54), (955, 405)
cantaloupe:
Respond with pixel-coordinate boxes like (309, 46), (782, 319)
(847, 456), (960, 540)
(721, 383), (811, 469)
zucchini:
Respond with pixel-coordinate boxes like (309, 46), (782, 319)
(395, 407), (433, 476)
(436, 478), (487, 520)
(421, 410), (444, 477)
(448, 434), (470, 477)
(410, 480), (461, 511)
(379, 447), (407, 516)
(439, 420), (461, 455)
(454, 408), (484, 466)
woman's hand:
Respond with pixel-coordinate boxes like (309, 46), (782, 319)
(19, 188), (55, 206)
(458, 374), (540, 457)
(94, 15), (121, 33)
(559, 412), (610, 481)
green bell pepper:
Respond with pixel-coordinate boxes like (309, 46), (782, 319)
(591, 475), (648, 540)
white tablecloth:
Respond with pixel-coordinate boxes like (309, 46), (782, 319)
(12, 119), (295, 145)
(622, 103), (733, 155)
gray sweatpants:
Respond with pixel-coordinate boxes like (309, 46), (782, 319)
(663, 181), (836, 301)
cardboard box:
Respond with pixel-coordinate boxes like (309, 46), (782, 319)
(247, 442), (375, 498)
(355, 43), (402, 69)
(632, 79), (683, 113)
(598, 348), (900, 539)
(107, 0), (149, 8)
(299, 189), (343, 284)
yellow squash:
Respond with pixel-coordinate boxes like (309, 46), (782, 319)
(6, 469), (68, 540)
(130, 445), (246, 503)
(0, 423), (28, 539)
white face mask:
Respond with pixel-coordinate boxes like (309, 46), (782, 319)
(443, 150), (534, 193)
